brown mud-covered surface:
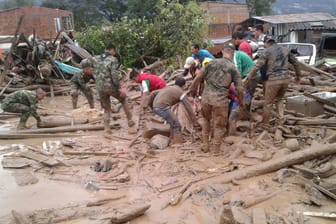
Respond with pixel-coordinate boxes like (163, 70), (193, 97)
(1, 91), (336, 224)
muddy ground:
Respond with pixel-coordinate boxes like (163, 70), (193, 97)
(0, 90), (336, 224)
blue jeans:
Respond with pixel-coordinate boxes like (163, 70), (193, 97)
(153, 107), (181, 131)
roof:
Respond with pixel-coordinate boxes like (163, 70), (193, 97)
(0, 6), (72, 14)
(253, 12), (336, 24)
(286, 20), (336, 31)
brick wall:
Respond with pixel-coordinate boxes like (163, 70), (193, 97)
(201, 2), (249, 38)
(0, 6), (73, 40)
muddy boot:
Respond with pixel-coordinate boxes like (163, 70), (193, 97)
(228, 120), (237, 136)
(17, 122), (28, 130)
(72, 95), (78, 109)
(88, 98), (94, 109)
(171, 131), (184, 145)
(212, 143), (221, 156)
(200, 135), (210, 153)
(103, 110), (111, 135)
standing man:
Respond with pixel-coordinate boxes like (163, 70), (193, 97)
(95, 44), (135, 134)
(253, 24), (267, 58)
(129, 69), (166, 113)
(222, 43), (259, 135)
(246, 36), (301, 128)
(70, 58), (95, 109)
(232, 31), (253, 58)
(1, 88), (46, 129)
(148, 77), (198, 144)
(191, 44), (214, 67)
(189, 58), (245, 154)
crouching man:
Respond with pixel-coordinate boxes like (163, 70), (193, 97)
(149, 77), (198, 144)
(1, 88), (46, 129)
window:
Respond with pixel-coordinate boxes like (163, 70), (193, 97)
(61, 15), (74, 31)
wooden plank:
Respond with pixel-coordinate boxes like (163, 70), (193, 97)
(19, 150), (59, 166)
(252, 208), (267, 224)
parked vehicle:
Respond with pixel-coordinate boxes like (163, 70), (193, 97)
(278, 42), (317, 65)
(319, 33), (336, 67)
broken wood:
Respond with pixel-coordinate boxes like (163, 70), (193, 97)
(296, 119), (336, 126)
(86, 195), (126, 207)
(128, 133), (142, 148)
(14, 123), (120, 134)
(39, 116), (88, 128)
(304, 92), (336, 108)
(97, 200), (151, 223)
(243, 191), (280, 208)
(297, 175), (336, 200)
(19, 150), (59, 166)
(0, 133), (83, 140)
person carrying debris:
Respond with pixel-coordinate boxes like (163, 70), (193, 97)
(189, 58), (245, 154)
(148, 77), (199, 144)
(129, 69), (166, 114)
(95, 44), (135, 134)
(70, 58), (95, 109)
(246, 35), (301, 129)
(1, 88), (46, 129)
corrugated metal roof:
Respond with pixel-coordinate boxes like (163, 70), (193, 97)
(287, 20), (336, 31)
(253, 12), (336, 24)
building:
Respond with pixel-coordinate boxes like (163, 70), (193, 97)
(0, 6), (74, 41)
(200, 1), (249, 55)
(240, 12), (336, 46)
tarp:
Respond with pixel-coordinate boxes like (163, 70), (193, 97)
(54, 60), (81, 75)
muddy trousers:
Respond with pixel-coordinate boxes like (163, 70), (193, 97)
(1, 103), (35, 125)
(263, 79), (290, 125)
(70, 86), (94, 109)
(153, 107), (183, 143)
(99, 90), (133, 133)
(201, 99), (229, 152)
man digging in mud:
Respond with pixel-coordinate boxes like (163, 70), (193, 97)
(148, 77), (199, 144)
(94, 44), (135, 135)
(189, 58), (245, 154)
(70, 58), (95, 109)
(1, 88), (46, 129)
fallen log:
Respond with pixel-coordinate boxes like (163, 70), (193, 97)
(39, 116), (88, 128)
(304, 93), (336, 108)
(14, 123), (120, 134)
(97, 200), (151, 223)
(296, 119), (336, 126)
(86, 195), (126, 207)
(0, 133), (83, 140)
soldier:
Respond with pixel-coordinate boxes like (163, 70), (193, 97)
(148, 77), (198, 144)
(1, 88), (46, 129)
(70, 58), (95, 109)
(246, 35), (301, 128)
(189, 58), (245, 154)
(129, 69), (166, 114)
(95, 44), (135, 134)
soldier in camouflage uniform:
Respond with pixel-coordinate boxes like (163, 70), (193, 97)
(189, 58), (244, 154)
(70, 59), (95, 109)
(94, 44), (135, 134)
(1, 89), (46, 129)
(246, 36), (301, 127)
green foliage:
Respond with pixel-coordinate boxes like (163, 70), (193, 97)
(246, 0), (276, 16)
(77, 0), (209, 68)
(1, 0), (35, 9)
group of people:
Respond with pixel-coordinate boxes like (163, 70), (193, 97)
(1, 24), (302, 154)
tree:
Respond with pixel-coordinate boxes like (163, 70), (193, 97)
(246, 0), (276, 16)
(1, 0), (35, 9)
(76, 0), (209, 67)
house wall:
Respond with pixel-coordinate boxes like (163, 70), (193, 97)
(0, 6), (74, 40)
(200, 2), (249, 38)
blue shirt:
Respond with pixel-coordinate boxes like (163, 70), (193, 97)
(192, 49), (214, 64)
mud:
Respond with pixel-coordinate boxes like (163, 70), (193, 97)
(0, 94), (336, 224)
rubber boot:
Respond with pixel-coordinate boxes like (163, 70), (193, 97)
(88, 97), (94, 109)
(72, 94), (78, 109)
(201, 135), (210, 153)
(228, 120), (237, 136)
(171, 131), (184, 145)
(104, 110), (111, 134)
(212, 128), (225, 155)
(17, 121), (28, 130)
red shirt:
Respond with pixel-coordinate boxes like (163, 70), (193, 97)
(138, 73), (166, 92)
(239, 40), (253, 59)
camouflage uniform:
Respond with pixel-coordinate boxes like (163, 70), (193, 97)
(70, 71), (94, 109)
(190, 58), (244, 153)
(1, 90), (41, 128)
(94, 53), (134, 133)
(248, 43), (301, 125)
